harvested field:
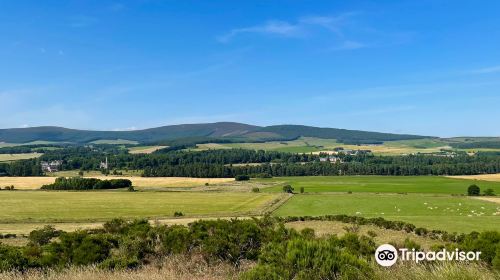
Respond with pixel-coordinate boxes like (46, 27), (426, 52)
(449, 174), (500, 182)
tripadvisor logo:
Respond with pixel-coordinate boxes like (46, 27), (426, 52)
(375, 244), (481, 267)
(375, 244), (398, 267)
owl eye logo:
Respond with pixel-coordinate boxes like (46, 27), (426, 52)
(375, 244), (398, 267)
(377, 250), (396, 261)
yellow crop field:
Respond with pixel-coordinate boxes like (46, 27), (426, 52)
(128, 145), (168, 154)
(448, 174), (500, 182)
(0, 176), (234, 190)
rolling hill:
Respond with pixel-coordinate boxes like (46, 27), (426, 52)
(0, 122), (429, 145)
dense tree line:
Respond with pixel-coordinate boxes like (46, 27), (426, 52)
(39, 147), (319, 171)
(143, 153), (500, 177)
(0, 159), (43, 176)
(4, 145), (500, 177)
(41, 177), (132, 190)
(451, 141), (500, 149)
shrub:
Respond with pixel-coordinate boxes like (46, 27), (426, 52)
(415, 227), (428, 236)
(0, 244), (29, 271)
(252, 187), (260, 193)
(299, 187), (304, 193)
(403, 238), (421, 250)
(467, 184), (480, 196)
(282, 185), (294, 193)
(103, 219), (128, 234)
(174, 211), (184, 217)
(235, 175), (250, 181)
(189, 219), (265, 265)
(28, 225), (60, 246)
(483, 188), (495, 196)
(158, 225), (191, 255)
(242, 236), (373, 280)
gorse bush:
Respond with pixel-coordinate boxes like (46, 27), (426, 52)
(241, 233), (374, 280)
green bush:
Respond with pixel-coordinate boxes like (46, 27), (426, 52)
(28, 225), (60, 246)
(235, 175), (250, 181)
(483, 188), (495, 196)
(282, 185), (294, 193)
(468, 184), (480, 196)
(242, 236), (373, 280)
(252, 187), (260, 193)
(0, 244), (29, 271)
(174, 211), (184, 217)
(158, 225), (191, 255)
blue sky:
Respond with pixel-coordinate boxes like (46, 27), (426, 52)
(1, 0), (499, 137)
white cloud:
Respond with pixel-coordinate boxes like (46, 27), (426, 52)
(217, 13), (358, 43)
(112, 126), (138, 131)
(217, 21), (303, 43)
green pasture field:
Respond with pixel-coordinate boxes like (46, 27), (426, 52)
(90, 139), (139, 145)
(194, 137), (456, 155)
(258, 176), (500, 194)
(273, 193), (500, 232)
(0, 152), (43, 162)
(0, 191), (281, 224)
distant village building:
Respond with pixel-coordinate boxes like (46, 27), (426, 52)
(319, 156), (343, 163)
(41, 160), (63, 173)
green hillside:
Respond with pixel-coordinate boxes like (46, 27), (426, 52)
(0, 122), (428, 144)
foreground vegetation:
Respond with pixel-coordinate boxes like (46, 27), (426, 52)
(0, 217), (499, 279)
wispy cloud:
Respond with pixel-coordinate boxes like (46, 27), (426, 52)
(469, 65), (500, 74)
(217, 12), (358, 43)
(217, 21), (304, 43)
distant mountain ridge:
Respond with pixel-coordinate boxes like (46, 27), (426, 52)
(0, 122), (429, 144)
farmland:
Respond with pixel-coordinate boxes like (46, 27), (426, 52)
(0, 191), (282, 224)
(1, 175), (499, 234)
(258, 176), (500, 194)
(128, 145), (168, 154)
(193, 137), (500, 155)
(0, 153), (42, 162)
(0, 176), (234, 190)
(449, 173), (500, 182)
(273, 193), (500, 232)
